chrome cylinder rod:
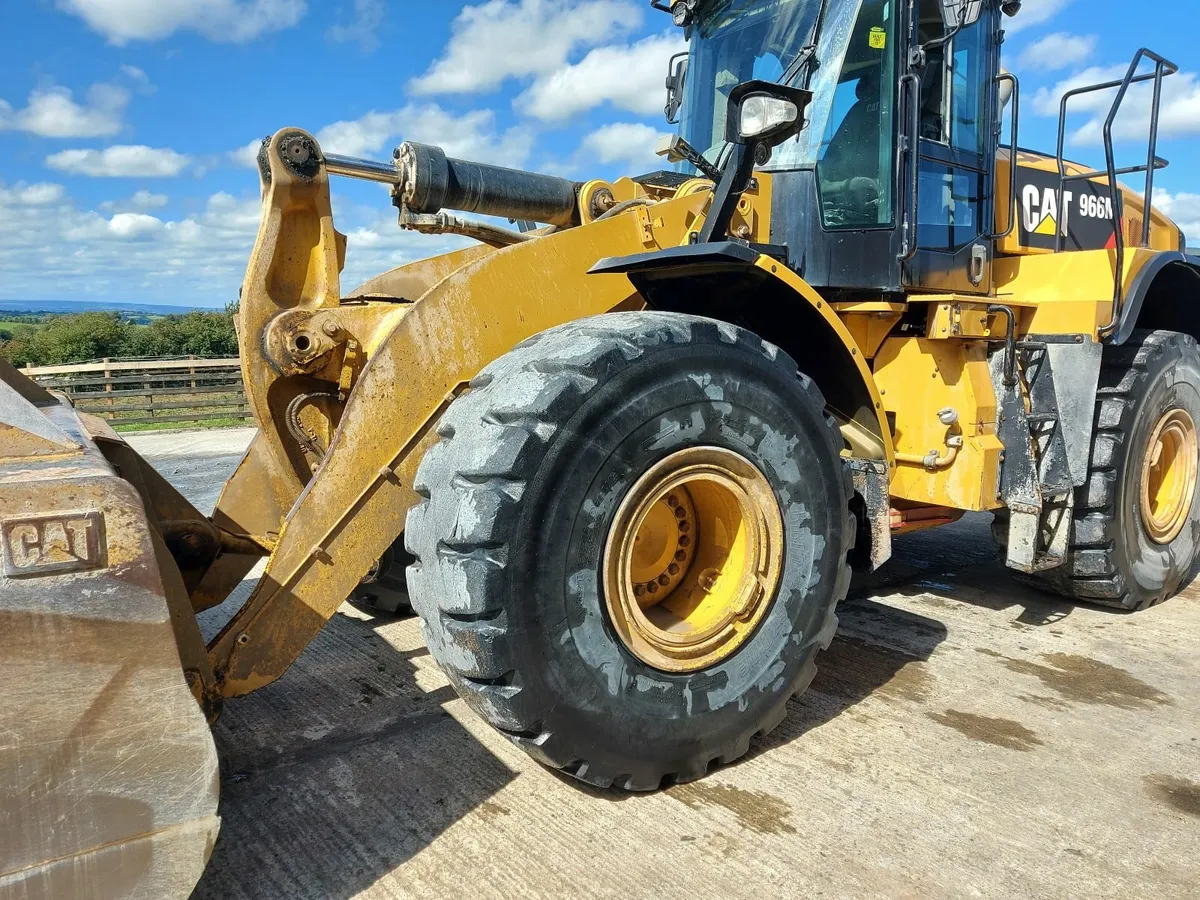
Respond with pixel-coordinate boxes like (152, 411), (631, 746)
(324, 153), (402, 184)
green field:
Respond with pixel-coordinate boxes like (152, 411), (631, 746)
(0, 320), (47, 333)
(112, 417), (249, 433)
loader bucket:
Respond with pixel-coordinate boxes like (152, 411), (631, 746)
(0, 361), (219, 900)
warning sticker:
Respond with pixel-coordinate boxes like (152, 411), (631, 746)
(869, 27), (887, 49)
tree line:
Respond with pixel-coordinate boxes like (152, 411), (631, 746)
(0, 306), (240, 367)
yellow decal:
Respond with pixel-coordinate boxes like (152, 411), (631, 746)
(1033, 213), (1058, 237)
(869, 27), (887, 49)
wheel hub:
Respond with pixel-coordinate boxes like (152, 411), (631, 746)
(603, 446), (785, 673)
(1140, 408), (1199, 545)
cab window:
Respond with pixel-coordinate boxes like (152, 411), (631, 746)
(815, 0), (897, 229)
(918, 9), (988, 153)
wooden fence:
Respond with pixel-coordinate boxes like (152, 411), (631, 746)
(23, 357), (250, 428)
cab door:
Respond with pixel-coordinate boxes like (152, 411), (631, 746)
(904, 4), (999, 294)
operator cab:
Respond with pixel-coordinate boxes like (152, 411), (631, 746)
(667, 0), (1002, 297)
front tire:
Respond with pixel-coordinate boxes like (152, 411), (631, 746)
(349, 542), (413, 615)
(405, 312), (853, 790)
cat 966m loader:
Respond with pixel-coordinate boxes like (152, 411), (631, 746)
(4, 0), (1199, 896)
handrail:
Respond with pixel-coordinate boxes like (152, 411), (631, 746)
(992, 72), (1020, 241)
(897, 72), (922, 261)
(1053, 48), (1178, 337)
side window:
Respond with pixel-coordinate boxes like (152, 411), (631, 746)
(914, 5), (991, 253)
(917, 16), (987, 151)
(815, 0), (897, 229)
(950, 21), (987, 153)
(917, 162), (984, 250)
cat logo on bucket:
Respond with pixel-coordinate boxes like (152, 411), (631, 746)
(1, 511), (107, 577)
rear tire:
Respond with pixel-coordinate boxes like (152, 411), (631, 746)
(1035, 330), (1200, 609)
(405, 312), (853, 790)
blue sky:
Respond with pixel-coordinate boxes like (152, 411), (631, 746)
(2, 0), (1199, 308)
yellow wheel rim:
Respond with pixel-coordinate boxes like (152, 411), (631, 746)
(603, 446), (785, 673)
(1140, 408), (1199, 545)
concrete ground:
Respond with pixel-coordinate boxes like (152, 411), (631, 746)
(129, 428), (1200, 900)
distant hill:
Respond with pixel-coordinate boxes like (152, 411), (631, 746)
(0, 299), (215, 316)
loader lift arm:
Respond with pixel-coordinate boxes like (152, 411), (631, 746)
(196, 130), (720, 703)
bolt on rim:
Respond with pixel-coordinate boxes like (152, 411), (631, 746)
(1140, 407), (1199, 545)
(603, 446), (785, 673)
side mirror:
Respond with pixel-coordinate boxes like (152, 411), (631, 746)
(665, 52), (688, 124)
(696, 80), (812, 244)
(940, 0), (983, 28)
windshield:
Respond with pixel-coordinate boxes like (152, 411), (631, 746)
(678, 0), (898, 228)
(678, 0), (822, 165)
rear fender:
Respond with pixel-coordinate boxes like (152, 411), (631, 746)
(1113, 251), (1200, 344)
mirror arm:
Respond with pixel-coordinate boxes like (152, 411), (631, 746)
(697, 142), (757, 243)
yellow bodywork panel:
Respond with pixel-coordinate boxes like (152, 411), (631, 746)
(751, 259), (895, 466)
(839, 311), (903, 360)
(994, 246), (1167, 337)
(873, 338), (1003, 511)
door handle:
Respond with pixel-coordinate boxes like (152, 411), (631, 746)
(970, 242), (988, 285)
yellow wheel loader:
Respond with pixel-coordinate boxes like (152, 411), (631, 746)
(4, 0), (1200, 895)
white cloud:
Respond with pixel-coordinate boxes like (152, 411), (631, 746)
(518, 32), (684, 122)
(1004, 0), (1072, 35)
(0, 183), (67, 206)
(316, 103), (533, 168)
(101, 189), (169, 212)
(119, 64), (154, 93)
(1033, 65), (1200, 147)
(0, 188), (263, 303)
(1153, 189), (1200, 242)
(1078, 71), (1200, 145)
(1016, 33), (1096, 72)
(409, 0), (639, 95)
(130, 189), (168, 209)
(56, 0), (307, 44)
(45, 145), (191, 177)
(580, 123), (669, 171)
(230, 138), (266, 168)
(328, 0), (384, 52)
(0, 181), (469, 306)
(0, 83), (129, 138)
(107, 212), (166, 239)
(1031, 65), (1127, 117)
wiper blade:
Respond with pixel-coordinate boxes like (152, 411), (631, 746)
(780, 0), (829, 87)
